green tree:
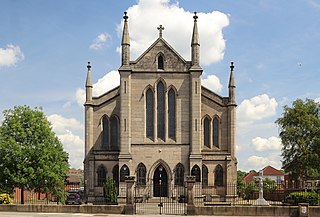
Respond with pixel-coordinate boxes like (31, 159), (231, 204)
(104, 177), (117, 204)
(276, 98), (320, 181)
(0, 105), (69, 204)
(237, 170), (247, 196)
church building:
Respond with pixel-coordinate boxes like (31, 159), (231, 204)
(84, 12), (237, 203)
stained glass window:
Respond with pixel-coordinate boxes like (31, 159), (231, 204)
(168, 89), (176, 140)
(204, 117), (210, 148)
(202, 165), (208, 186)
(97, 165), (107, 186)
(213, 117), (219, 147)
(137, 163), (147, 186)
(191, 165), (201, 182)
(102, 116), (109, 149)
(157, 82), (165, 140)
(110, 116), (119, 150)
(146, 89), (154, 139)
(174, 163), (184, 186)
(215, 165), (223, 186)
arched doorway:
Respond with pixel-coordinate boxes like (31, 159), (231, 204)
(153, 164), (168, 197)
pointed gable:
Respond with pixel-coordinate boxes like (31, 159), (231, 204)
(131, 38), (191, 72)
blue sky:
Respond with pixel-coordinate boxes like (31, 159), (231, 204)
(1, 0), (319, 171)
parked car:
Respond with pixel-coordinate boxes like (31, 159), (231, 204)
(0, 193), (13, 204)
(66, 189), (85, 205)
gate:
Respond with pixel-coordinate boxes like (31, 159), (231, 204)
(134, 183), (187, 215)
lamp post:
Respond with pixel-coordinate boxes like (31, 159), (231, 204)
(45, 179), (48, 204)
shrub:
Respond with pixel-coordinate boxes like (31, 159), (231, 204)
(104, 177), (117, 204)
(286, 191), (319, 206)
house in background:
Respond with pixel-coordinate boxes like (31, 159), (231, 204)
(243, 165), (285, 185)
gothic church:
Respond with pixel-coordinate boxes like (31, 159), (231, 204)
(84, 12), (237, 203)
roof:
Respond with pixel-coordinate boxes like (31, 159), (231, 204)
(262, 165), (285, 176)
(243, 171), (258, 184)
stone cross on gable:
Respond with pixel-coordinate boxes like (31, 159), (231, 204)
(157, 25), (165, 38)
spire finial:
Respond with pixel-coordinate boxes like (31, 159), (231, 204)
(193, 12), (198, 22)
(157, 25), (165, 38)
(87, 61), (91, 70)
(123, 11), (128, 21)
(230, 62), (234, 71)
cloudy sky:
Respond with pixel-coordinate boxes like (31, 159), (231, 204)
(1, 0), (319, 171)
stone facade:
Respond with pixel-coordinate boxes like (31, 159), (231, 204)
(84, 12), (237, 203)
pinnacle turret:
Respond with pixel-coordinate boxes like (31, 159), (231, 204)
(85, 62), (93, 103)
(191, 12), (200, 67)
(121, 12), (130, 66)
(228, 62), (236, 105)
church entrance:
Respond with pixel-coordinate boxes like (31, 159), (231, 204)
(153, 164), (168, 197)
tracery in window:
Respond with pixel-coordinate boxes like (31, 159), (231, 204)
(110, 116), (119, 150)
(213, 117), (219, 147)
(191, 165), (201, 182)
(215, 165), (223, 186)
(157, 82), (165, 140)
(175, 163), (184, 186)
(203, 117), (210, 148)
(97, 165), (107, 186)
(137, 163), (147, 186)
(146, 88), (154, 139)
(168, 88), (176, 140)
(102, 116), (109, 149)
(202, 165), (208, 186)
(120, 164), (130, 182)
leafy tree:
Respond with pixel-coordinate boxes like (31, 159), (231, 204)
(0, 105), (69, 204)
(237, 170), (247, 196)
(104, 177), (117, 204)
(276, 99), (320, 181)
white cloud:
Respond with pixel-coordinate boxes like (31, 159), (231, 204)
(0, 44), (25, 67)
(75, 70), (120, 107)
(246, 155), (280, 170)
(201, 75), (223, 93)
(47, 114), (84, 169)
(251, 136), (282, 152)
(118, 0), (229, 66)
(89, 33), (111, 50)
(237, 94), (278, 123)
(315, 97), (320, 103)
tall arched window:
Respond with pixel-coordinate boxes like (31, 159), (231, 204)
(146, 89), (154, 139)
(97, 165), (107, 186)
(191, 165), (201, 182)
(203, 117), (210, 148)
(158, 55), (164, 70)
(213, 117), (219, 147)
(157, 82), (165, 140)
(112, 165), (119, 187)
(175, 163), (184, 186)
(102, 116), (109, 149)
(202, 165), (208, 186)
(137, 163), (147, 186)
(120, 165), (130, 182)
(168, 88), (176, 140)
(110, 116), (119, 150)
(215, 165), (224, 186)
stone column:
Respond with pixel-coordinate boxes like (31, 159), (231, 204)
(186, 176), (196, 215)
(125, 176), (135, 214)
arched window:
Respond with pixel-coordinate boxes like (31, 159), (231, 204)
(215, 165), (223, 186)
(120, 165), (130, 182)
(146, 88), (154, 139)
(175, 163), (184, 186)
(202, 165), (208, 186)
(112, 165), (119, 187)
(203, 117), (210, 148)
(168, 88), (176, 140)
(213, 117), (219, 147)
(191, 165), (201, 182)
(110, 116), (119, 150)
(157, 82), (165, 140)
(102, 116), (109, 149)
(158, 55), (164, 70)
(137, 163), (147, 186)
(97, 165), (107, 186)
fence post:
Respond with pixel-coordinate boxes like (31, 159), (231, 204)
(124, 176), (135, 214)
(186, 176), (196, 215)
